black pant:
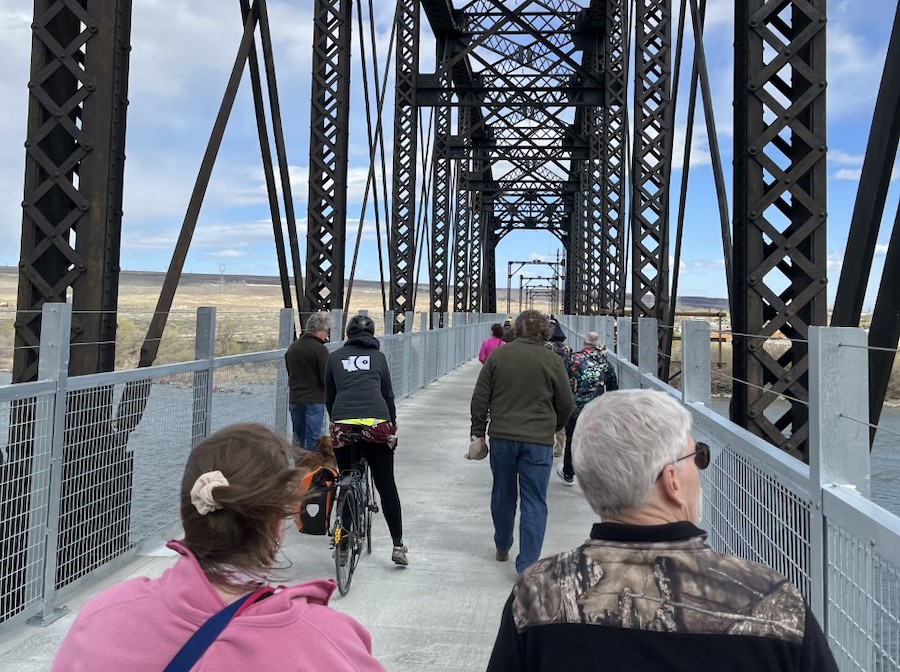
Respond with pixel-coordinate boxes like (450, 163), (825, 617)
(336, 441), (403, 543)
(562, 415), (577, 478)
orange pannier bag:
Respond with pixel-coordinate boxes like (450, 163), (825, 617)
(295, 466), (337, 535)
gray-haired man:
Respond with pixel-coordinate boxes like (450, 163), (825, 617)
(487, 389), (838, 672)
(284, 312), (330, 453)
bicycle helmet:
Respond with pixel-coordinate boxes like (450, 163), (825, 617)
(346, 314), (376, 337)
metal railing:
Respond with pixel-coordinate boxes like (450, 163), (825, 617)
(558, 315), (900, 672)
(0, 304), (495, 630)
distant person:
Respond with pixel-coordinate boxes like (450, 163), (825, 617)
(470, 310), (573, 573)
(284, 311), (330, 458)
(479, 323), (506, 364)
(52, 423), (384, 671)
(556, 331), (618, 485)
(501, 317), (516, 343)
(326, 314), (408, 566)
(543, 316), (571, 457)
(486, 390), (838, 672)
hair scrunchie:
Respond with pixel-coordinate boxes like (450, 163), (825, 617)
(190, 470), (229, 515)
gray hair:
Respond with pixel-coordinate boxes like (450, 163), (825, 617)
(305, 312), (331, 334)
(583, 331), (600, 347)
(572, 389), (691, 519)
(514, 309), (551, 342)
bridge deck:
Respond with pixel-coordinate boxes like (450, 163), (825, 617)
(0, 360), (595, 671)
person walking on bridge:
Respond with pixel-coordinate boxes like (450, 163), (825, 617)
(284, 311), (330, 458)
(486, 389), (838, 672)
(470, 310), (573, 573)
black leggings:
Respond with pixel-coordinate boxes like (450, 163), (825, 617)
(336, 441), (403, 543)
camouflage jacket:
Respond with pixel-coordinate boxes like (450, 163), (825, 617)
(564, 346), (618, 418)
(486, 522), (838, 672)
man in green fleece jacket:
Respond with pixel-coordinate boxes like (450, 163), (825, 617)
(470, 310), (573, 573)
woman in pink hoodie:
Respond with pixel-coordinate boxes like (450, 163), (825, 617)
(52, 423), (384, 672)
(478, 323), (506, 363)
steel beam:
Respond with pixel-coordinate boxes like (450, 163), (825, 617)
(732, 0), (828, 462)
(429, 38), (452, 319)
(305, 0), (352, 316)
(389, 0), (420, 331)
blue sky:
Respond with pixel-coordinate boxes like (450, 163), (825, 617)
(0, 0), (897, 308)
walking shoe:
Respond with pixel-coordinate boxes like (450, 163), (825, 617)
(496, 550), (509, 562)
(391, 545), (409, 566)
(556, 464), (575, 486)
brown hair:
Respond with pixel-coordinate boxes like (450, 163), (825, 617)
(515, 309), (551, 342)
(179, 423), (303, 582)
(490, 323), (504, 338)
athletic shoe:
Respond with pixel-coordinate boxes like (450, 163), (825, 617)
(556, 464), (575, 485)
(391, 545), (409, 566)
(496, 550), (509, 562)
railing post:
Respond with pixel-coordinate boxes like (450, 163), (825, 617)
(809, 326), (871, 634)
(384, 310), (395, 335)
(599, 316), (615, 352)
(638, 317), (658, 382)
(404, 311), (414, 397)
(193, 307), (216, 446)
(276, 309), (293, 435)
(616, 316), (631, 360)
(682, 321), (711, 407)
(31, 303), (71, 624)
(330, 309), (343, 340)
(419, 312), (427, 332)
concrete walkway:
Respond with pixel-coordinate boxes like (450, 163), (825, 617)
(0, 360), (595, 671)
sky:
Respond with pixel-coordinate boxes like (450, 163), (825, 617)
(0, 0), (897, 309)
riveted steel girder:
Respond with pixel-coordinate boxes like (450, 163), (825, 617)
(732, 0), (828, 462)
(630, 0), (672, 337)
(430, 39), (453, 319)
(389, 0), (420, 331)
(305, 0), (352, 315)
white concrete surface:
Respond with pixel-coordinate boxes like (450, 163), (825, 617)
(0, 360), (596, 671)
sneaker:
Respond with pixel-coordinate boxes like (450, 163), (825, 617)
(496, 550), (509, 562)
(391, 545), (409, 566)
(556, 464), (574, 486)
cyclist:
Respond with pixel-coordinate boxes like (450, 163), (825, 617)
(324, 314), (408, 566)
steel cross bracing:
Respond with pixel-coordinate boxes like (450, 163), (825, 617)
(630, 0), (673, 341)
(306, 0), (352, 317)
(732, 0), (828, 462)
(388, 0), (421, 331)
(429, 37), (453, 324)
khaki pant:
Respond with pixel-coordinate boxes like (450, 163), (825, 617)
(553, 428), (566, 457)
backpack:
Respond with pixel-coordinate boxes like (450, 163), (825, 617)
(295, 466), (337, 535)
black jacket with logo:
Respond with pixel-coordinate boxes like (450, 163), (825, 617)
(324, 333), (396, 423)
(487, 522), (838, 672)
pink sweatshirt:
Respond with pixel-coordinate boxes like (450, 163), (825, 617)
(478, 336), (504, 363)
(51, 541), (384, 672)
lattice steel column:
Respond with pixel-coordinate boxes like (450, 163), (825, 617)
(483, 227), (498, 314)
(305, 0), (352, 315)
(389, 0), (420, 331)
(14, 0), (132, 382)
(602, 0), (628, 313)
(630, 0), (672, 332)
(733, 0), (828, 462)
(467, 146), (487, 313)
(452, 107), (472, 313)
(429, 38), (452, 320)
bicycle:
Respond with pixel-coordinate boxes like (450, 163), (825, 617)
(330, 437), (379, 595)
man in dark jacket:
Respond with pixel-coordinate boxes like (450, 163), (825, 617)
(284, 311), (330, 454)
(325, 314), (407, 565)
(470, 310), (573, 573)
(486, 389), (839, 672)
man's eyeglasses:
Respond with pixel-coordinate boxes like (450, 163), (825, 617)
(655, 442), (710, 482)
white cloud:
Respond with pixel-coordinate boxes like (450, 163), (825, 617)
(833, 168), (862, 181)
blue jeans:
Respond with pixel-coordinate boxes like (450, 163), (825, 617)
(289, 403), (326, 451)
(489, 438), (553, 573)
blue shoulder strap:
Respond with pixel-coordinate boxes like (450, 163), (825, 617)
(163, 587), (272, 672)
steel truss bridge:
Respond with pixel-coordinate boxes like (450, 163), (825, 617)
(8, 0), (900, 466)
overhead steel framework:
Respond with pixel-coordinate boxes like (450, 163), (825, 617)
(11, 0), (900, 525)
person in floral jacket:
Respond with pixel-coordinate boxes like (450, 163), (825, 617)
(556, 331), (618, 484)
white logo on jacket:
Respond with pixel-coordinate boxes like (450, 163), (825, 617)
(342, 355), (371, 372)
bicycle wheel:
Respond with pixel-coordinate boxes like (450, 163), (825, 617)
(332, 488), (357, 596)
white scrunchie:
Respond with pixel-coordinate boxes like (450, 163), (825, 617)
(190, 470), (229, 515)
